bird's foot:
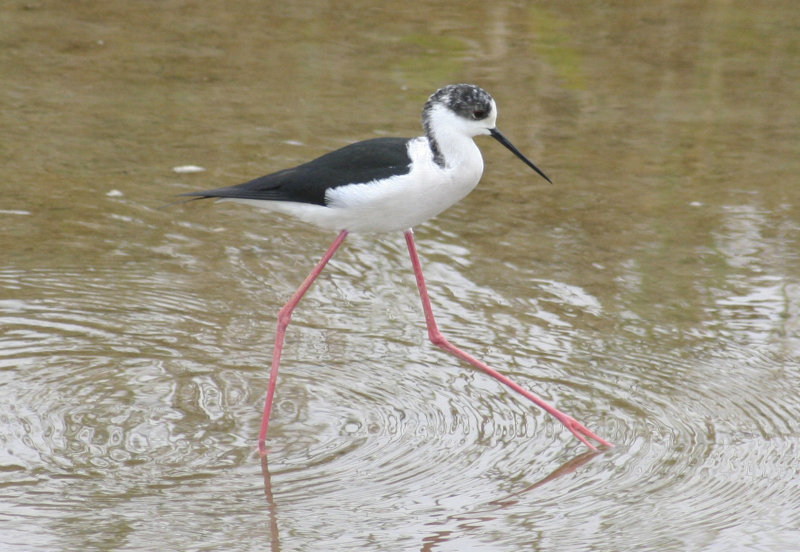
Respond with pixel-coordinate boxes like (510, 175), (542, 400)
(554, 413), (614, 450)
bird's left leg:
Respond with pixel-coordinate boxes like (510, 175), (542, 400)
(258, 230), (349, 454)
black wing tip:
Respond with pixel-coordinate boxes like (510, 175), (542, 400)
(178, 190), (214, 198)
(160, 189), (229, 210)
(178, 188), (245, 200)
(157, 194), (210, 211)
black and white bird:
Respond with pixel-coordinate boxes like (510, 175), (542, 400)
(183, 84), (612, 453)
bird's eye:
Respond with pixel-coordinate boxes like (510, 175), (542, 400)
(472, 109), (487, 120)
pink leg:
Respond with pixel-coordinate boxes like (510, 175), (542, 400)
(403, 230), (612, 450)
(258, 230), (349, 454)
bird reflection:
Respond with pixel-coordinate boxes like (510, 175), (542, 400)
(260, 454), (281, 552)
(420, 449), (603, 551)
(258, 448), (602, 551)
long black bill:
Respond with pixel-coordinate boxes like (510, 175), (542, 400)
(490, 128), (552, 184)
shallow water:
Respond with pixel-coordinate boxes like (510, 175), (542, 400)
(2, 1), (799, 550)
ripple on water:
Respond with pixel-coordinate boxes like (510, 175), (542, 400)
(251, 269), (621, 540)
(2, 251), (799, 550)
(0, 267), (250, 479)
(248, 247), (800, 549)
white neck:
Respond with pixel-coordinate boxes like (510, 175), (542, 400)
(424, 105), (486, 170)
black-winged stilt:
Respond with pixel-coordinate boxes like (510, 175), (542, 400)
(183, 84), (612, 452)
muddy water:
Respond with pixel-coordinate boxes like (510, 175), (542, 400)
(2, 2), (799, 550)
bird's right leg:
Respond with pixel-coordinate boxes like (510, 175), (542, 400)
(403, 229), (612, 450)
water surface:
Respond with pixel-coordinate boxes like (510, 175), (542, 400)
(2, 1), (799, 550)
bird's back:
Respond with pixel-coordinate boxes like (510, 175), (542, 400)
(183, 137), (413, 207)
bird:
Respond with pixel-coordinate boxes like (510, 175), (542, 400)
(182, 84), (612, 453)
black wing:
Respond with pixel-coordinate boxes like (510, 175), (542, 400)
(182, 137), (413, 206)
